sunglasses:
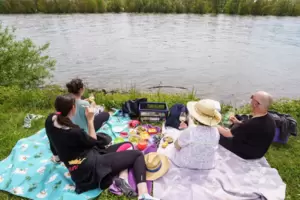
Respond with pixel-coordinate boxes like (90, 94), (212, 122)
(250, 95), (261, 105)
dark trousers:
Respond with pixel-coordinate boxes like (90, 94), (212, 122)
(94, 112), (110, 131)
(100, 142), (146, 188)
(219, 134), (233, 150)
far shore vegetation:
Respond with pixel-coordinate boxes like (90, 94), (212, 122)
(0, 0), (300, 16)
(0, 25), (300, 200)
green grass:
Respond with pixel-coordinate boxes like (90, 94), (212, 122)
(0, 86), (299, 199)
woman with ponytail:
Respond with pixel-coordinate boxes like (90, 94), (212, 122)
(66, 78), (109, 132)
(45, 94), (159, 200)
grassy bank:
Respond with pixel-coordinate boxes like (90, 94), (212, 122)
(0, 0), (300, 16)
(0, 85), (299, 199)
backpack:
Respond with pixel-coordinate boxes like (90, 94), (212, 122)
(121, 98), (147, 118)
(234, 111), (297, 142)
(268, 111), (298, 138)
(165, 104), (188, 129)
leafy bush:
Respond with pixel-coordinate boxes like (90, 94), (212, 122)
(106, 0), (123, 12)
(123, 0), (145, 12)
(0, 85), (62, 110)
(0, 0), (35, 13)
(37, 0), (57, 13)
(97, 0), (107, 12)
(56, 0), (72, 13)
(0, 0), (300, 15)
(76, 0), (98, 13)
(0, 25), (56, 88)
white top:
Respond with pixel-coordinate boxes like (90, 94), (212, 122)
(171, 125), (220, 170)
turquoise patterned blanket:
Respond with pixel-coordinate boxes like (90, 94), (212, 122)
(0, 114), (131, 200)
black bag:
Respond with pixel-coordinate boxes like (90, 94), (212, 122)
(121, 98), (147, 118)
(268, 111), (298, 137)
(165, 104), (188, 129)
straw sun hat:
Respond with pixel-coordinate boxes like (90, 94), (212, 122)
(145, 152), (170, 181)
(187, 99), (222, 127)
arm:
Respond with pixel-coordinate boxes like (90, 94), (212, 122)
(86, 106), (97, 140)
(87, 120), (97, 140)
(174, 139), (181, 150)
(218, 126), (233, 138)
(175, 128), (191, 150)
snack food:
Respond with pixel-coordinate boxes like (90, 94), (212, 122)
(148, 128), (158, 134)
(136, 126), (146, 133)
(162, 141), (168, 148)
(140, 131), (150, 140)
(163, 136), (173, 144)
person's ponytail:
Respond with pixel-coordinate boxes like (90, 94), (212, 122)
(54, 94), (80, 129)
(56, 114), (79, 129)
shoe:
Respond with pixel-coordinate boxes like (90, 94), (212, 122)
(138, 194), (160, 200)
(51, 155), (61, 164)
(114, 177), (138, 198)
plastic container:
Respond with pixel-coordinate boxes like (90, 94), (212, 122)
(114, 137), (125, 144)
(129, 134), (140, 145)
(139, 102), (168, 122)
(120, 132), (128, 138)
(137, 140), (148, 151)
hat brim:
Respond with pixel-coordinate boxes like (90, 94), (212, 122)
(145, 154), (170, 181)
(187, 101), (221, 127)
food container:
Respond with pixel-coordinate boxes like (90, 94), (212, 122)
(148, 128), (158, 135)
(137, 140), (148, 151)
(139, 102), (168, 122)
(136, 126), (147, 134)
(129, 120), (140, 128)
(129, 134), (140, 145)
(140, 131), (150, 140)
(120, 132), (128, 138)
(114, 137), (125, 144)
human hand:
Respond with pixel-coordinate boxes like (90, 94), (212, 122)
(90, 101), (97, 107)
(179, 122), (188, 129)
(229, 116), (241, 124)
(85, 106), (95, 122)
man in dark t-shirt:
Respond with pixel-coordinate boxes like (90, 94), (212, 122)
(218, 91), (276, 159)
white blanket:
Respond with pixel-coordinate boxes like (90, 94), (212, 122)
(154, 128), (286, 200)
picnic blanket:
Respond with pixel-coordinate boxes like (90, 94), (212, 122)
(99, 114), (155, 195)
(0, 114), (132, 200)
(0, 129), (100, 200)
(153, 128), (286, 200)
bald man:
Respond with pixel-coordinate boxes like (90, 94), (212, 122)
(218, 91), (276, 159)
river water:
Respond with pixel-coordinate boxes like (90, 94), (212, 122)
(1, 14), (300, 104)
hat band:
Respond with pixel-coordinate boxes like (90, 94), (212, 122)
(146, 161), (162, 173)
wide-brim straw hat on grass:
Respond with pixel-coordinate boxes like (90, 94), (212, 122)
(145, 152), (170, 181)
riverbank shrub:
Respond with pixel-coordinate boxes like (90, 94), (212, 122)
(0, 25), (56, 88)
(0, 0), (300, 15)
(97, 0), (107, 12)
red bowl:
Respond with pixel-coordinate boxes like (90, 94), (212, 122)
(137, 141), (147, 151)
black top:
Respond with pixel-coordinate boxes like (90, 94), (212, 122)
(221, 114), (276, 159)
(45, 114), (112, 193)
